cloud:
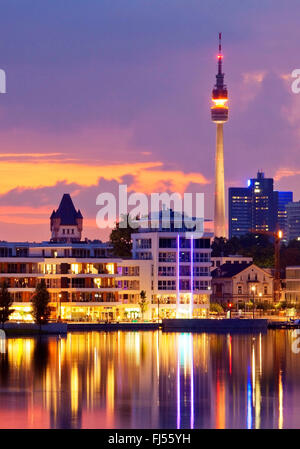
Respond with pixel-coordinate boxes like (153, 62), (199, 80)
(274, 168), (300, 181)
(0, 156), (209, 195)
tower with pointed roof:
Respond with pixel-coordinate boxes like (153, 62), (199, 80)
(50, 194), (83, 242)
(211, 32), (228, 238)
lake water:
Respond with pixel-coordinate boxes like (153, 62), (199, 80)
(0, 330), (299, 429)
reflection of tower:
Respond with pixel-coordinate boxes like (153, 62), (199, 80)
(211, 33), (228, 238)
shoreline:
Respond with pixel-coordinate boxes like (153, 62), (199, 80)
(1, 318), (299, 336)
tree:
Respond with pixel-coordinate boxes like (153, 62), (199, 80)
(0, 282), (13, 326)
(138, 290), (148, 321)
(211, 233), (274, 268)
(209, 303), (224, 315)
(109, 214), (136, 258)
(32, 280), (51, 325)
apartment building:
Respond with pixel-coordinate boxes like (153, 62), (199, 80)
(0, 195), (212, 321)
(132, 226), (212, 319)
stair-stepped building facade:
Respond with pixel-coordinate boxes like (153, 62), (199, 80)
(0, 194), (212, 322)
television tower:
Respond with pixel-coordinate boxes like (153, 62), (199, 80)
(211, 32), (228, 238)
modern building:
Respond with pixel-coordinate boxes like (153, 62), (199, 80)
(0, 195), (213, 322)
(211, 255), (253, 271)
(132, 229), (212, 319)
(277, 191), (293, 240)
(228, 187), (252, 238)
(211, 262), (274, 306)
(211, 33), (228, 238)
(229, 171), (292, 239)
(286, 201), (300, 242)
(285, 266), (300, 304)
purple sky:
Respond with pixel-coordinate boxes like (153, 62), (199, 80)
(0, 0), (299, 241)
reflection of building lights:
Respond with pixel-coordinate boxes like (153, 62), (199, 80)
(190, 235), (193, 319)
(71, 366), (79, 415)
(176, 235), (180, 317)
(247, 365), (252, 429)
(278, 370), (283, 429)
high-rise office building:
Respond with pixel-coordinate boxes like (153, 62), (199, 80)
(249, 171), (277, 233)
(277, 191), (293, 240)
(229, 172), (292, 239)
(286, 201), (300, 241)
(228, 187), (252, 238)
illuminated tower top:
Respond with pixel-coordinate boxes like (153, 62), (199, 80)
(211, 33), (228, 123)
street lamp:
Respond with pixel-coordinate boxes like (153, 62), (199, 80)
(251, 286), (256, 319)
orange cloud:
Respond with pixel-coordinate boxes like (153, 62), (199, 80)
(131, 169), (209, 193)
(0, 158), (209, 195)
(274, 168), (300, 181)
(0, 205), (97, 227)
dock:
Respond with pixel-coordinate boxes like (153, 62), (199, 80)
(67, 322), (159, 332)
(162, 318), (268, 333)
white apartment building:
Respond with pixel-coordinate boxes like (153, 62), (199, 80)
(132, 229), (212, 319)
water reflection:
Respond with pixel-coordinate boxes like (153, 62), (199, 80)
(0, 330), (299, 428)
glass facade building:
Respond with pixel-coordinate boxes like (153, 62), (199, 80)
(229, 172), (292, 239)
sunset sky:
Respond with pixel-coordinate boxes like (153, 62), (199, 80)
(0, 0), (300, 241)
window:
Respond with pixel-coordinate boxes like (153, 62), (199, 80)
(72, 278), (85, 288)
(158, 266), (175, 277)
(159, 252), (176, 262)
(159, 238), (177, 248)
(194, 238), (210, 249)
(179, 280), (190, 290)
(193, 280), (210, 290)
(136, 252), (152, 260)
(238, 286), (242, 295)
(179, 252), (190, 262)
(136, 239), (152, 249)
(180, 265), (190, 276)
(193, 252), (210, 262)
(194, 266), (209, 276)
(158, 280), (176, 290)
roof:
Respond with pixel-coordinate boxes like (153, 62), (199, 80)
(212, 262), (252, 278)
(51, 194), (83, 225)
(212, 262), (273, 279)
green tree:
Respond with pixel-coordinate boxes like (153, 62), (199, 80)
(109, 214), (136, 258)
(0, 281), (14, 326)
(32, 280), (51, 325)
(138, 290), (148, 321)
(280, 240), (300, 270)
(211, 233), (275, 268)
(209, 303), (224, 315)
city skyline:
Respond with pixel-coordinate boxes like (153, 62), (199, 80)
(0, 1), (300, 242)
